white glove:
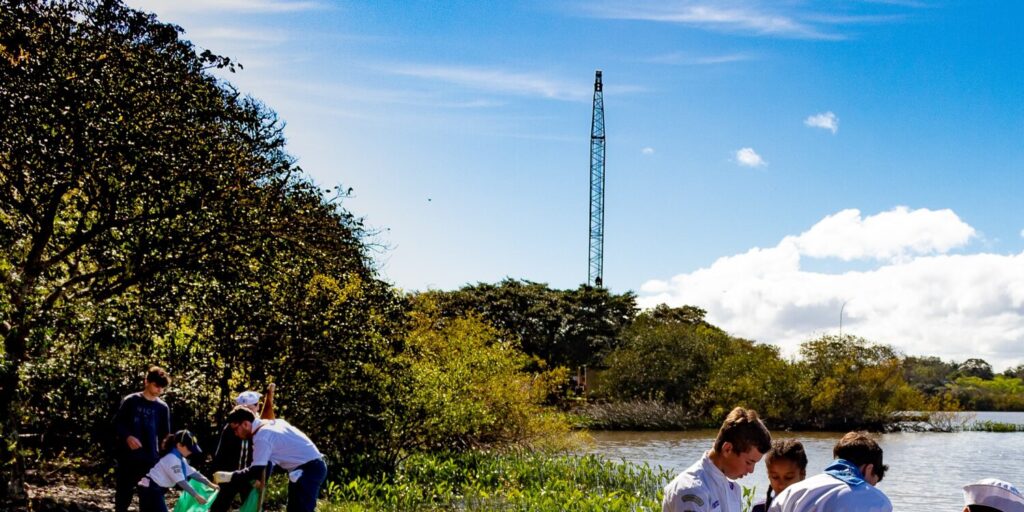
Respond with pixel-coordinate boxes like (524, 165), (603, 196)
(213, 471), (233, 484)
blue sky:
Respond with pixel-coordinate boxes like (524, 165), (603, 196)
(129, 0), (1024, 368)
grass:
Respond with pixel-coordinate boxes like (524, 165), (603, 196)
(318, 450), (673, 511)
(966, 420), (1024, 432)
(573, 400), (695, 430)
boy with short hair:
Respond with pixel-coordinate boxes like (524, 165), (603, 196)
(113, 366), (171, 512)
(769, 431), (892, 512)
(663, 407), (773, 512)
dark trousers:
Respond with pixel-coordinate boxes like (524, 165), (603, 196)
(287, 458), (327, 512)
(136, 482), (169, 512)
(115, 458), (152, 512)
(210, 480), (254, 512)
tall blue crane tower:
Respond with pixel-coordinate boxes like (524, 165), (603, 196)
(588, 70), (606, 287)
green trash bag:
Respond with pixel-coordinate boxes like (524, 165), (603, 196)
(238, 485), (261, 512)
(173, 480), (220, 512)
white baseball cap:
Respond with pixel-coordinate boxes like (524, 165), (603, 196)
(963, 479), (1024, 512)
(235, 390), (261, 406)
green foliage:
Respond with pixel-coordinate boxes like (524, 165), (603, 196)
(595, 317), (937, 430)
(596, 306), (730, 406)
(953, 358), (995, 381)
(949, 375), (1024, 411)
(702, 340), (808, 428)
(386, 297), (574, 458)
(0, 0), (407, 492)
(967, 420), (1024, 433)
(574, 400), (694, 430)
(421, 279), (637, 369)
(321, 451), (671, 512)
(903, 356), (958, 395)
(799, 334), (927, 429)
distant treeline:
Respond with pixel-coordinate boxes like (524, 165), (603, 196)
(421, 280), (1024, 429)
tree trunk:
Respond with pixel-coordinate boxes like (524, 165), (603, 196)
(0, 327), (28, 509)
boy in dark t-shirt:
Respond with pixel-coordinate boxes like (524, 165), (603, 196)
(113, 366), (171, 512)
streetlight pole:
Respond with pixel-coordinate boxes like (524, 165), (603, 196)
(839, 300), (849, 338)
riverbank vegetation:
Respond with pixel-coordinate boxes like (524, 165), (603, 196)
(3, 0), (1023, 508)
(319, 451), (669, 511)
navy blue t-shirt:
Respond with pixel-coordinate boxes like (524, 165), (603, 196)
(114, 392), (170, 463)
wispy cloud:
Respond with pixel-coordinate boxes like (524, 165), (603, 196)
(383, 65), (592, 102)
(805, 111), (839, 134)
(255, 78), (505, 109)
(186, 26), (289, 46)
(736, 147), (766, 167)
(861, 0), (932, 8)
(130, 0), (322, 14)
(642, 147), (655, 155)
(580, 2), (842, 40)
(645, 52), (753, 65)
(639, 207), (1024, 370)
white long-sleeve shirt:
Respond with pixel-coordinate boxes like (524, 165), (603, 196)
(768, 472), (892, 512)
(663, 452), (743, 512)
(250, 419), (322, 472)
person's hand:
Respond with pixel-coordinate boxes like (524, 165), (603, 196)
(126, 436), (142, 450)
(196, 495), (208, 505)
(207, 483), (220, 491)
(213, 471), (233, 484)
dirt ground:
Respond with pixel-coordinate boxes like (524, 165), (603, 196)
(27, 482), (119, 512)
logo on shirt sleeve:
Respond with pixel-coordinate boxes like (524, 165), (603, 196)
(681, 494), (705, 507)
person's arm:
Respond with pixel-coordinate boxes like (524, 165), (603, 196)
(160, 401), (170, 440)
(188, 470), (217, 490)
(175, 478), (209, 504)
(260, 383), (275, 420)
(113, 396), (142, 450)
(228, 463), (266, 484)
(230, 430), (271, 483)
(662, 488), (711, 512)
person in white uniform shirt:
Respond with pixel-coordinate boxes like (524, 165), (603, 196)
(216, 406), (327, 512)
(663, 407), (773, 512)
(769, 431), (891, 512)
(136, 430), (218, 512)
(962, 478), (1024, 512)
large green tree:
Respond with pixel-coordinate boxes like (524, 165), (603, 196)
(597, 305), (732, 406)
(422, 279), (637, 369)
(0, 0), (384, 502)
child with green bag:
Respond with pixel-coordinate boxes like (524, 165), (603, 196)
(137, 430), (219, 512)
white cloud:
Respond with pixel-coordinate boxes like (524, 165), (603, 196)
(580, 2), (841, 40)
(1020, 228), (1024, 238)
(186, 27), (288, 46)
(804, 111), (839, 133)
(790, 207), (974, 261)
(645, 52), (753, 65)
(383, 65), (589, 102)
(129, 0), (321, 15)
(638, 207), (1024, 370)
(736, 147), (766, 167)
(642, 147), (655, 155)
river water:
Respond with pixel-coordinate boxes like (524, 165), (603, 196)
(586, 412), (1024, 511)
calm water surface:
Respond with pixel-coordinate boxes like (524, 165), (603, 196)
(586, 412), (1024, 511)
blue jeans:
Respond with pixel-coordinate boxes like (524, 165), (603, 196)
(137, 482), (169, 512)
(287, 458), (327, 512)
